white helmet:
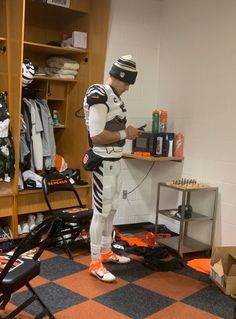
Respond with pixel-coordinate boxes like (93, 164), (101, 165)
(22, 58), (35, 87)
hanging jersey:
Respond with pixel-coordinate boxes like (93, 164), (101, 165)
(0, 92), (15, 181)
(83, 84), (127, 158)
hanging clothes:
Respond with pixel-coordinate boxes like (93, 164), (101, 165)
(21, 97), (57, 175)
(23, 98), (43, 172)
(0, 92), (15, 182)
(19, 114), (31, 171)
(21, 101), (34, 171)
(36, 99), (56, 170)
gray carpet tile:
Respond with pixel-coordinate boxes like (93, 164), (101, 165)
(40, 255), (87, 280)
(47, 245), (65, 255)
(94, 283), (175, 319)
(48, 240), (90, 255)
(105, 260), (154, 282)
(175, 265), (212, 284)
(11, 282), (87, 316)
(183, 285), (235, 319)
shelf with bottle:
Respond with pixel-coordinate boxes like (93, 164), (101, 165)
(47, 99), (66, 128)
(150, 108), (184, 159)
(53, 124), (65, 129)
(26, 79), (71, 128)
(122, 153), (184, 162)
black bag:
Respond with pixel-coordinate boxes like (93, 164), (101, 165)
(82, 149), (103, 171)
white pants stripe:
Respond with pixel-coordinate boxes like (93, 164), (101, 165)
(90, 160), (122, 260)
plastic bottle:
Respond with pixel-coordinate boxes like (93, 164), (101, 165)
(174, 132), (184, 157)
(53, 110), (59, 126)
(152, 110), (159, 135)
(159, 110), (168, 133)
(168, 134), (174, 157)
(155, 135), (163, 156)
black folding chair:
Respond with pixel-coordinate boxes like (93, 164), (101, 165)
(0, 216), (61, 319)
(42, 172), (93, 260)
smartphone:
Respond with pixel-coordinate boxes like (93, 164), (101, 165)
(138, 124), (147, 131)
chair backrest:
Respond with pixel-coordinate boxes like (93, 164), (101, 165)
(42, 172), (83, 210)
(0, 216), (61, 282)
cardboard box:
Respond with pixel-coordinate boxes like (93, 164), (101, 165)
(72, 31), (87, 49)
(210, 246), (236, 295)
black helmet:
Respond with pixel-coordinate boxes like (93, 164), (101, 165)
(22, 58), (35, 87)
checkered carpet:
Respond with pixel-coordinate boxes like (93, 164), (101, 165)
(1, 243), (235, 319)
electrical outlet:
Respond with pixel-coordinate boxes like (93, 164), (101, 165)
(122, 190), (127, 199)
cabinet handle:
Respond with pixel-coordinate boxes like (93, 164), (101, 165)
(0, 45), (6, 53)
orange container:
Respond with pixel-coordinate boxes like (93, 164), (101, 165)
(174, 132), (184, 157)
(159, 110), (167, 132)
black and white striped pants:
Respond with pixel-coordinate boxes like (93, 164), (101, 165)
(90, 160), (122, 260)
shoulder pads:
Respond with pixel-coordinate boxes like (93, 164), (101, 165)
(86, 84), (108, 106)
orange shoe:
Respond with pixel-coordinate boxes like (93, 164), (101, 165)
(89, 260), (116, 282)
(101, 250), (130, 264)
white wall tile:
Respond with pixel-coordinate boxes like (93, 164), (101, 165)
(105, 0), (236, 245)
(220, 222), (236, 246)
(157, 0), (236, 245)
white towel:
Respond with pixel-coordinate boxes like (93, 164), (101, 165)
(50, 74), (75, 79)
(46, 56), (80, 71)
(44, 67), (78, 76)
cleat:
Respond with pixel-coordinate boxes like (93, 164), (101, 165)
(101, 250), (131, 264)
(89, 260), (116, 282)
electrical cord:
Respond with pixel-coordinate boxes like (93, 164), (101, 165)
(127, 161), (156, 195)
(74, 107), (156, 194)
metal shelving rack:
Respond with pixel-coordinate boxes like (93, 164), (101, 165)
(155, 182), (218, 258)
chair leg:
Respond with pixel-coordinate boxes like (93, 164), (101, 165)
(26, 283), (55, 319)
(2, 284), (55, 319)
(59, 233), (73, 260)
(0, 294), (11, 310)
(3, 295), (37, 319)
(35, 310), (55, 319)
